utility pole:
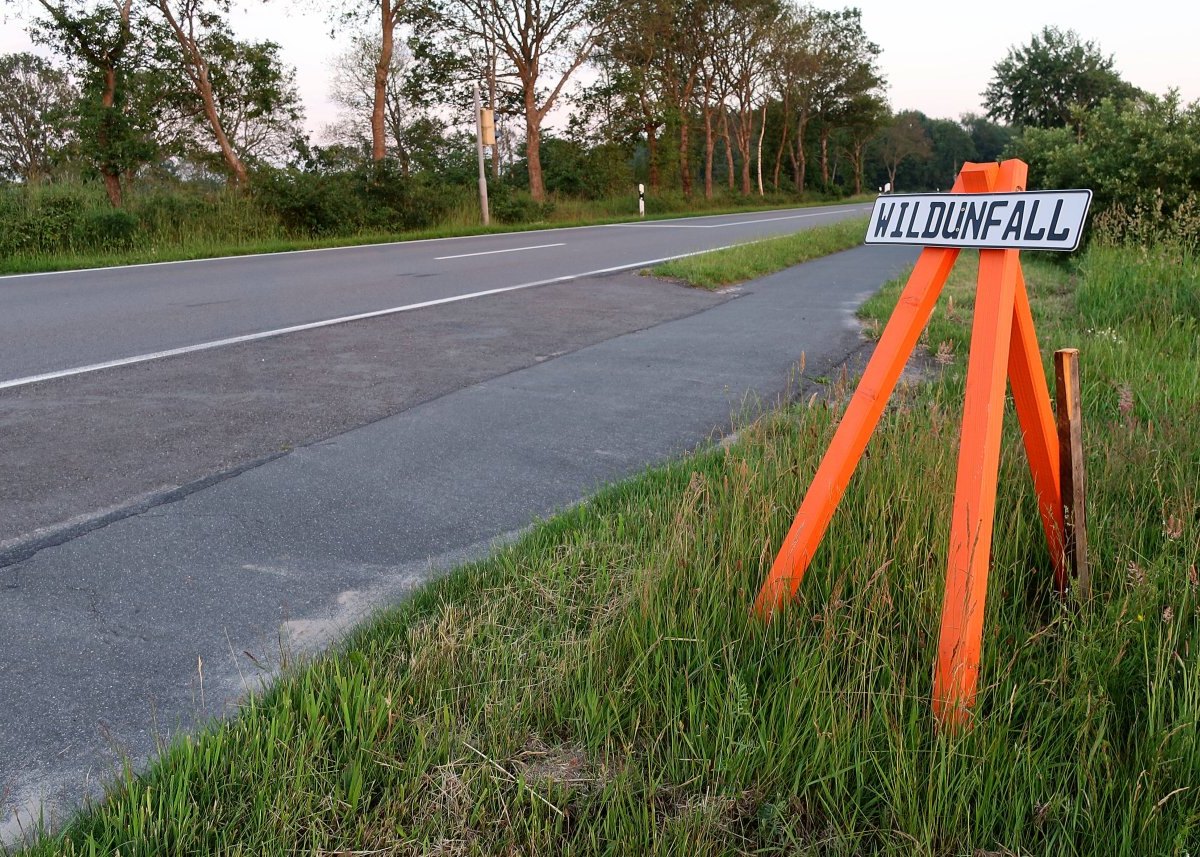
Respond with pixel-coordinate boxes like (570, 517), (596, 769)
(474, 81), (490, 226)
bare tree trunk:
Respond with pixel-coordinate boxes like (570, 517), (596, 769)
(525, 93), (545, 202)
(734, 109), (752, 195)
(792, 111), (809, 193)
(756, 103), (766, 196)
(772, 115), (788, 190)
(679, 118), (692, 196)
(820, 128), (830, 186)
(100, 65), (122, 206)
(196, 63), (246, 185)
(720, 110), (734, 190)
(703, 107), (714, 199)
(372, 0), (395, 162)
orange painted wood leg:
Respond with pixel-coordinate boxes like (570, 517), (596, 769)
(754, 245), (958, 617)
(1007, 270), (1066, 589)
(756, 167), (991, 620)
(932, 247), (1021, 727)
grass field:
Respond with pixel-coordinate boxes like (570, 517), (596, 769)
(14, 238), (1198, 855)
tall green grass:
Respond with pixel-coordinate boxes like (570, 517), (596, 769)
(14, 244), (1198, 855)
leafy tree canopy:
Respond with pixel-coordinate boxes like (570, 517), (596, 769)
(983, 26), (1140, 129)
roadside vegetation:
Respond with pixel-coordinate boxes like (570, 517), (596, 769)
(15, 199), (1198, 856)
(0, 181), (865, 275)
(652, 216), (868, 289)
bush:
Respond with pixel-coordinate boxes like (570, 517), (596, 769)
(253, 163), (452, 236)
(490, 187), (555, 223)
(74, 208), (138, 250)
(1008, 91), (1200, 232)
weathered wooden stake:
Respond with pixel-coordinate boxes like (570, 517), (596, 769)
(1054, 348), (1090, 599)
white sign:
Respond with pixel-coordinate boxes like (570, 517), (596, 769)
(865, 190), (1092, 252)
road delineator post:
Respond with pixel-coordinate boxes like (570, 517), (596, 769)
(755, 159), (1085, 729)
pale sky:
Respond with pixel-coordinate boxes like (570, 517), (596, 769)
(2, 0), (1197, 139)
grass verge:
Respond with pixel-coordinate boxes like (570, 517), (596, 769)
(650, 216), (868, 289)
(0, 196), (871, 276)
(16, 242), (1199, 855)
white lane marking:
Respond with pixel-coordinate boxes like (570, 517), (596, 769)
(435, 242), (564, 260)
(0, 204), (866, 281)
(618, 207), (871, 228)
(0, 242), (754, 391)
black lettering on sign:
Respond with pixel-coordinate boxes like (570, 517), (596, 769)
(983, 200), (1007, 240)
(890, 202), (908, 238)
(922, 201), (947, 238)
(963, 200), (987, 240)
(905, 201), (922, 238)
(1048, 200), (1071, 242)
(1023, 200), (1046, 241)
(874, 202), (896, 238)
(943, 201), (966, 239)
(1001, 200), (1026, 241)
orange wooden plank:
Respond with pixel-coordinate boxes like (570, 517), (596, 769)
(755, 165), (997, 618)
(933, 243), (1021, 728)
(754, 244), (958, 616)
(1008, 271), (1066, 588)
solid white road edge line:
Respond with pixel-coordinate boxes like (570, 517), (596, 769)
(616, 207), (871, 228)
(435, 242), (565, 260)
(0, 242), (749, 391)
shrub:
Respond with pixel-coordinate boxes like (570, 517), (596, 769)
(74, 208), (139, 250)
(1008, 91), (1200, 228)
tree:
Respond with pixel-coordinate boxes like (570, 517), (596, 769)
(835, 90), (887, 194)
(715, 0), (780, 195)
(432, 0), (617, 201)
(960, 112), (1011, 162)
(812, 9), (882, 188)
(983, 26), (1140, 130)
(0, 52), (77, 182)
(30, 0), (164, 205)
(153, 0), (248, 184)
(199, 34), (303, 167)
(327, 33), (442, 175)
(875, 110), (930, 192)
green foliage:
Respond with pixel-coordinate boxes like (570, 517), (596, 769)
(1009, 91), (1200, 236)
(960, 112), (1013, 162)
(0, 52), (77, 182)
(250, 161), (450, 236)
(984, 26), (1141, 129)
(489, 186), (556, 224)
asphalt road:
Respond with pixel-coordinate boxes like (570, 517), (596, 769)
(0, 204), (870, 383)
(0, 202), (915, 841)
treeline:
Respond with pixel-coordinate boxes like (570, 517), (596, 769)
(1, 0), (1196, 256)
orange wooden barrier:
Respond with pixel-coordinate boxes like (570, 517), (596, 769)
(754, 159), (1068, 729)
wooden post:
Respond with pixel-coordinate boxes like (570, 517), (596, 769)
(1054, 349), (1090, 599)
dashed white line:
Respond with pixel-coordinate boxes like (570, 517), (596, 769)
(435, 242), (565, 260)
